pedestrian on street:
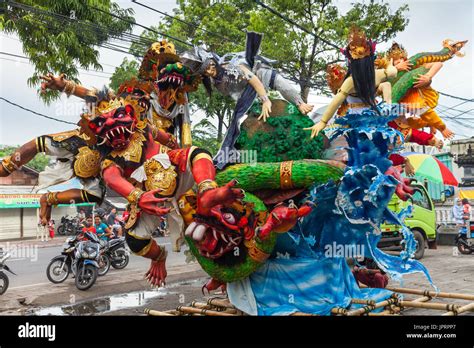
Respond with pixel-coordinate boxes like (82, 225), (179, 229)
(462, 198), (472, 237)
(36, 220), (49, 242)
(106, 208), (117, 227)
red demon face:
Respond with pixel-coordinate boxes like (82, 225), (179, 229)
(88, 100), (138, 151)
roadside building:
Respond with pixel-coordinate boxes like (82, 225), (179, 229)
(0, 164), (94, 240)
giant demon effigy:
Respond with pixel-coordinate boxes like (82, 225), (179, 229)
(1, 28), (467, 315)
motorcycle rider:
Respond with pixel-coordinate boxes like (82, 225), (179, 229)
(79, 216), (96, 241)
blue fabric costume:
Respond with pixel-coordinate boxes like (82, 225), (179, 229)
(228, 104), (435, 315)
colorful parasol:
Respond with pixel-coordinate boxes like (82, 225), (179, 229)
(402, 152), (458, 186)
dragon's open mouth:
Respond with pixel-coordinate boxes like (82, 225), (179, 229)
(185, 221), (243, 259)
(157, 71), (185, 90)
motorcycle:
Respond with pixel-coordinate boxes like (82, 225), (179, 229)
(57, 215), (82, 236)
(46, 235), (77, 284)
(73, 233), (101, 290)
(46, 232), (109, 289)
(455, 223), (474, 255)
(0, 249), (16, 295)
(100, 237), (129, 270)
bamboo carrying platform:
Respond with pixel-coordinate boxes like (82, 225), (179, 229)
(144, 286), (474, 316)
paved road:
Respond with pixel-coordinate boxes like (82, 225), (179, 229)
(5, 236), (185, 289)
(1, 243), (473, 316)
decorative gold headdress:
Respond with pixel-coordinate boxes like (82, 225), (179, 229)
(386, 42), (408, 61)
(343, 27), (374, 60)
(325, 64), (347, 94)
(81, 95), (145, 122)
(117, 77), (156, 96)
(139, 40), (180, 80)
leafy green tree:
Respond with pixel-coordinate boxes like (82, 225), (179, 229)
(248, 0), (409, 100)
(110, 0), (409, 144)
(109, 58), (139, 91)
(0, 0), (135, 102)
(0, 145), (49, 172)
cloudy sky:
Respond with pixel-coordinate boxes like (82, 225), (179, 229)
(0, 0), (473, 145)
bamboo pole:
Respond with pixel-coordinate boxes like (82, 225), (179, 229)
(347, 296), (398, 316)
(385, 286), (474, 301)
(443, 302), (474, 316)
(290, 312), (316, 316)
(351, 298), (376, 306)
(399, 301), (460, 312)
(330, 307), (347, 315)
(207, 298), (235, 309)
(190, 301), (215, 310)
(144, 308), (177, 316)
(177, 306), (236, 316)
(367, 311), (397, 316)
(191, 301), (241, 314)
(346, 305), (375, 316)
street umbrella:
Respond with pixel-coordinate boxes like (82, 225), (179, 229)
(402, 152), (458, 186)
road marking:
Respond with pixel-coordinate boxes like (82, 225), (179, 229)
(8, 258), (27, 262)
(10, 282), (52, 290)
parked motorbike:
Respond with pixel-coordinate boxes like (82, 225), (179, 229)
(46, 235), (77, 284)
(57, 215), (82, 236)
(0, 249), (16, 295)
(73, 233), (101, 290)
(46, 232), (108, 290)
(101, 237), (129, 270)
(455, 225), (474, 255)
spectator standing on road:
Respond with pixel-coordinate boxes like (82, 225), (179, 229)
(452, 198), (464, 225)
(78, 209), (86, 222)
(462, 198), (472, 237)
(106, 208), (117, 227)
(106, 208), (122, 238)
(36, 218), (49, 242)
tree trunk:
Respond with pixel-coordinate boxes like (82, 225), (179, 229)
(217, 113), (224, 143)
(301, 84), (311, 103)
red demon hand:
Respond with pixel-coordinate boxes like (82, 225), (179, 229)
(385, 166), (415, 201)
(197, 180), (245, 215)
(202, 278), (227, 295)
(145, 259), (167, 287)
(258, 202), (312, 240)
(138, 189), (171, 216)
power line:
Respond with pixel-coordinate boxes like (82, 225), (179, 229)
(132, 0), (232, 42)
(0, 57), (111, 79)
(0, 52), (113, 77)
(0, 97), (77, 125)
(5, 1), (143, 58)
(438, 91), (473, 102)
(0, 33), (119, 70)
(87, 3), (194, 48)
(254, 0), (340, 50)
(6, 0), (149, 46)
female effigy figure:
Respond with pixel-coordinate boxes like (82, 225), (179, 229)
(180, 32), (314, 169)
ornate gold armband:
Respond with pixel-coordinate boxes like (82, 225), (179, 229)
(166, 134), (178, 149)
(197, 179), (218, 195)
(62, 80), (76, 97)
(1, 156), (19, 174)
(192, 152), (212, 165)
(46, 192), (60, 207)
(127, 188), (145, 205)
